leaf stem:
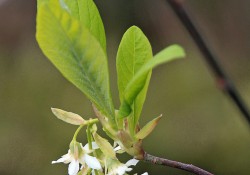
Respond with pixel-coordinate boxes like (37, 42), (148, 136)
(144, 152), (213, 175)
(166, 0), (250, 124)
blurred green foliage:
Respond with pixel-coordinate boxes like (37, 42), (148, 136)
(0, 0), (250, 174)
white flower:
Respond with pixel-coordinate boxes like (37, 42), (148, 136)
(52, 142), (102, 175)
(134, 173), (149, 175)
(107, 158), (139, 175)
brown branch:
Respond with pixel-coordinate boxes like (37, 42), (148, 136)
(144, 152), (214, 175)
(166, 0), (250, 124)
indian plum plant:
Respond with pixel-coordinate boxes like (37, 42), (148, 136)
(36, 0), (213, 175)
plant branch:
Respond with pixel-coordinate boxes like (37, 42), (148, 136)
(144, 152), (213, 175)
(166, 0), (250, 124)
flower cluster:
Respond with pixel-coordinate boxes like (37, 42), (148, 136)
(51, 108), (148, 175)
(52, 141), (148, 175)
(52, 141), (102, 175)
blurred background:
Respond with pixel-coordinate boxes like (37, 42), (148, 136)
(0, 0), (250, 174)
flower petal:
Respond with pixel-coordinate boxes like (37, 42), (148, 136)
(125, 159), (139, 167)
(116, 164), (128, 175)
(83, 142), (99, 152)
(52, 157), (67, 164)
(114, 145), (121, 152)
(107, 164), (127, 175)
(52, 150), (72, 164)
(91, 142), (99, 150)
(83, 154), (102, 170)
(68, 159), (79, 175)
(134, 173), (148, 175)
(125, 167), (133, 172)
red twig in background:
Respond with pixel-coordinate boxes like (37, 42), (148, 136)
(167, 0), (250, 125)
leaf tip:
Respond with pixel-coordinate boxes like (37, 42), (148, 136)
(171, 44), (186, 58)
(127, 25), (143, 33)
(135, 114), (163, 140)
(51, 107), (58, 115)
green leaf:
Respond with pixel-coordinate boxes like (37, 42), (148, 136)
(135, 115), (162, 140)
(37, 0), (49, 7)
(36, 0), (115, 126)
(116, 26), (152, 133)
(93, 133), (116, 158)
(51, 108), (86, 125)
(61, 0), (106, 51)
(118, 44), (185, 118)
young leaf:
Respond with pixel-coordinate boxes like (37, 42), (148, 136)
(51, 108), (86, 125)
(36, 0), (115, 126)
(60, 0), (106, 51)
(93, 133), (116, 158)
(118, 45), (185, 118)
(116, 26), (152, 133)
(135, 115), (162, 140)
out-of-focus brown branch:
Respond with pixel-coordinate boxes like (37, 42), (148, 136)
(166, 0), (250, 124)
(144, 152), (214, 175)
(0, 0), (8, 7)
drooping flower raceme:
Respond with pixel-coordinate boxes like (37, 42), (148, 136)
(52, 141), (102, 175)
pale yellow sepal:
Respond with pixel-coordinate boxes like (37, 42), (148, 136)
(51, 108), (85, 125)
(93, 133), (116, 159)
(135, 114), (162, 140)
